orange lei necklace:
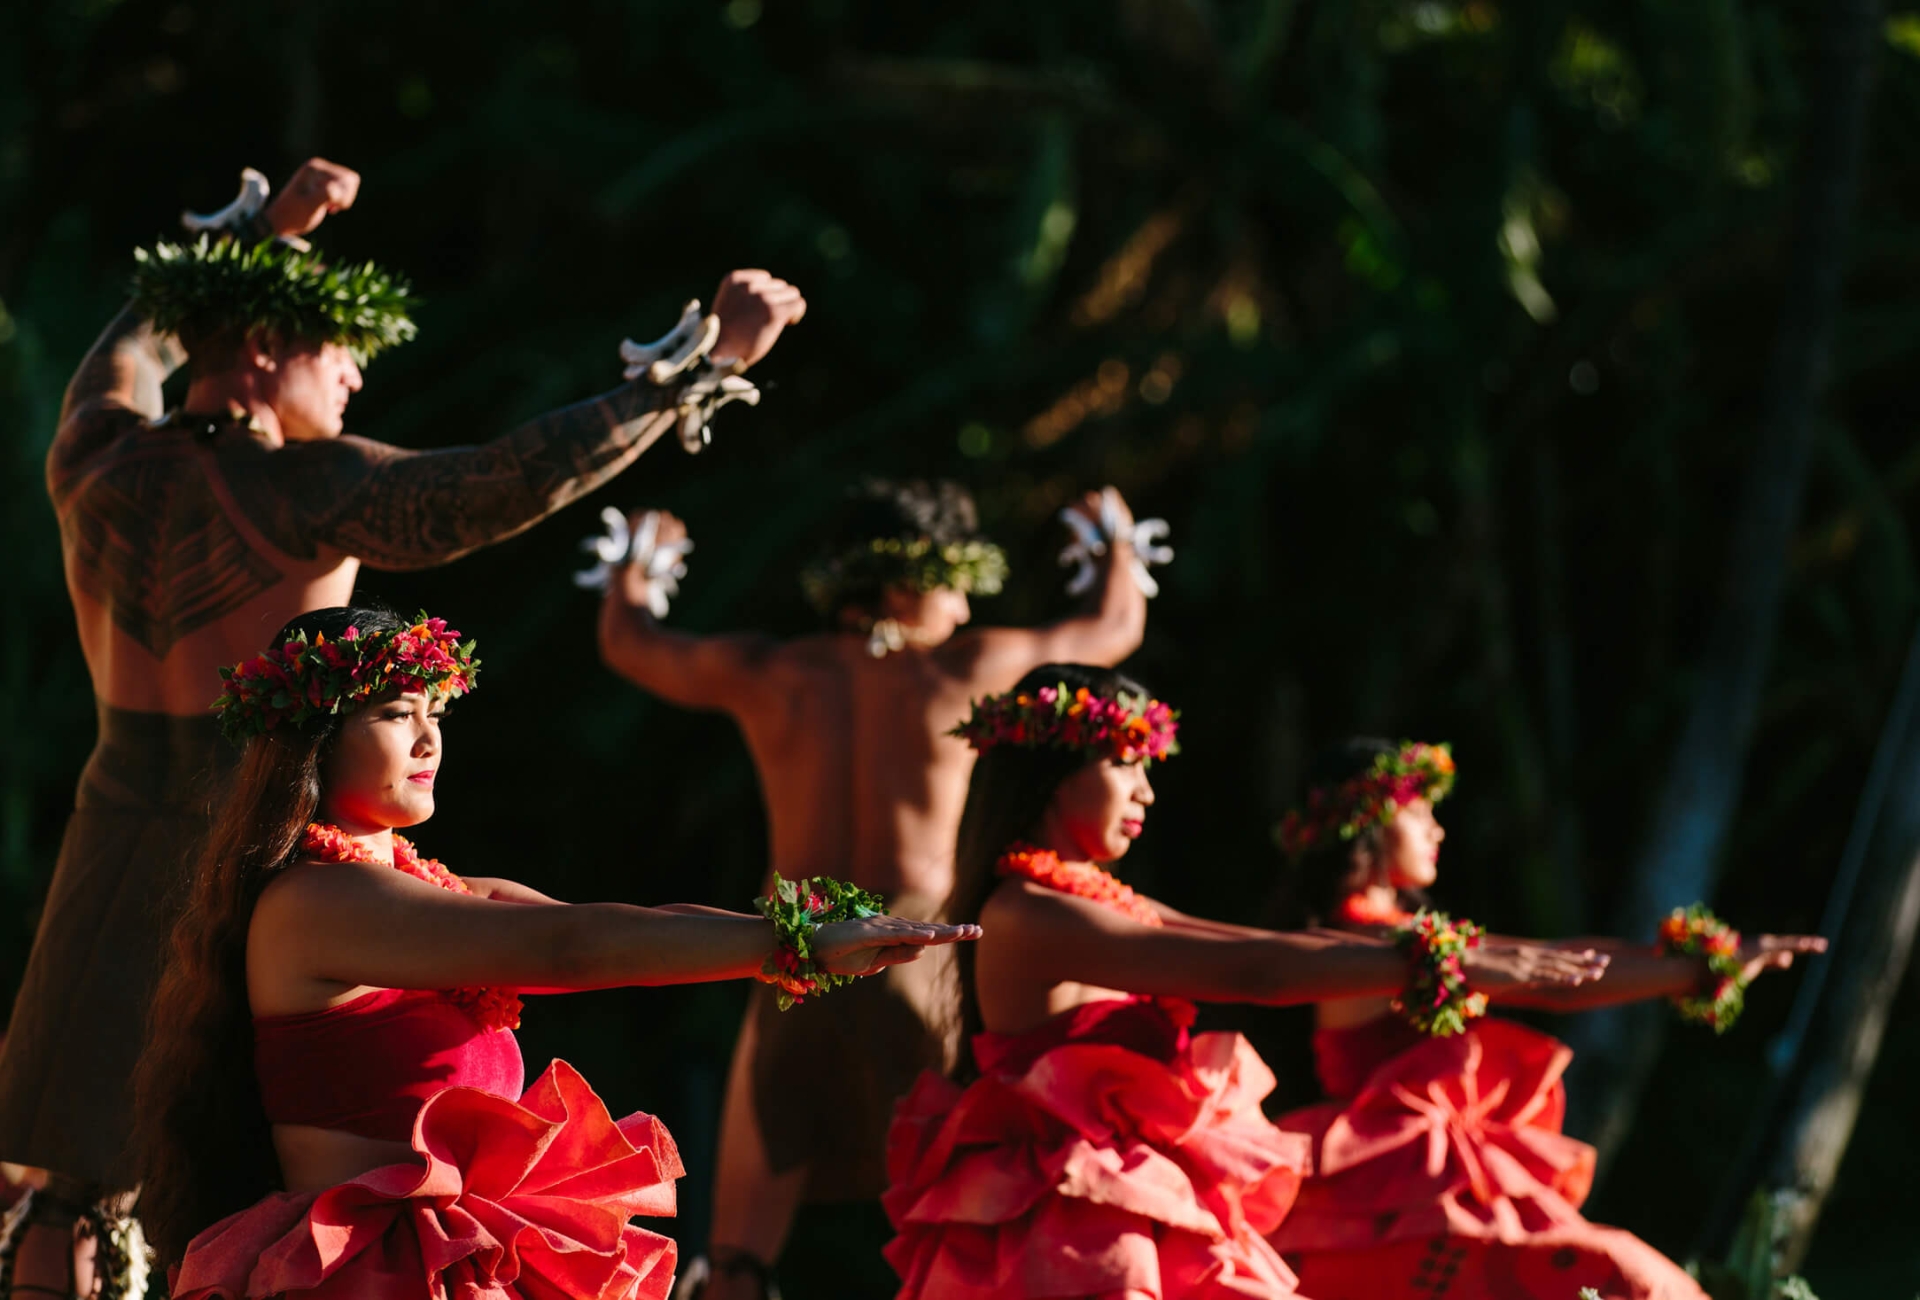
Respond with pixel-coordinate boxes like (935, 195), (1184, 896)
(996, 843), (1163, 927)
(299, 822), (523, 1032)
(1335, 890), (1414, 929)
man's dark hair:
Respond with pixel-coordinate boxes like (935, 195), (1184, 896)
(803, 479), (1000, 622)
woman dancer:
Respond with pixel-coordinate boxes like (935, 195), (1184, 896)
(131, 605), (977, 1300)
(1267, 738), (1824, 1300)
(882, 666), (1606, 1300)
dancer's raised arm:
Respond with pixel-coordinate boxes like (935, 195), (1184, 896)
(47, 309), (188, 487)
(50, 158), (363, 488)
(968, 488), (1148, 673)
(596, 508), (775, 710)
(239, 272), (804, 571)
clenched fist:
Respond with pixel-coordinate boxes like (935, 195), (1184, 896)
(264, 158), (360, 238)
(710, 270), (807, 370)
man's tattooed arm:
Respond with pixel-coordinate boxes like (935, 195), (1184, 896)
(241, 381), (681, 569)
(47, 307), (186, 497)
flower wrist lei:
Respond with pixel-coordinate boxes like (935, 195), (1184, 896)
(754, 874), (891, 1011)
(1392, 909), (1489, 1037)
(212, 612), (479, 742)
(1656, 904), (1747, 1032)
(1277, 741), (1456, 859)
(951, 683), (1180, 765)
(618, 300), (763, 455)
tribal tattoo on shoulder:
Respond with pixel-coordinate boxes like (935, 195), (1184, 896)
(230, 381), (677, 570)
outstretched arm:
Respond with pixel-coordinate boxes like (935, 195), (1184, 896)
(263, 387), (681, 569)
(1489, 932), (1824, 1012)
(595, 509), (777, 712)
(964, 488), (1149, 682)
(248, 270), (806, 570)
(257, 862), (977, 995)
(982, 882), (1607, 1007)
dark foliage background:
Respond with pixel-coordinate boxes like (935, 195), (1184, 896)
(3, 0), (1917, 1294)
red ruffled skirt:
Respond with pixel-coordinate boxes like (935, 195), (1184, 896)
(1271, 1020), (1706, 1300)
(884, 997), (1310, 1299)
(172, 1060), (684, 1300)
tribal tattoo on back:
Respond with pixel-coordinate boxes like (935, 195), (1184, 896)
(54, 424), (284, 657)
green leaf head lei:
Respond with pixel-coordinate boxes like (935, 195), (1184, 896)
(800, 535), (1010, 617)
(130, 233), (417, 365)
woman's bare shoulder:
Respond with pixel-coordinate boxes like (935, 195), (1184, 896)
(252, 859), (426, 924)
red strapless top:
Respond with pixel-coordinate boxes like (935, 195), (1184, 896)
(254, 987), (525, 1141)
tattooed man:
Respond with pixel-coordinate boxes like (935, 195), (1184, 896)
(0, 157), (803, 1297)
(598, 481), (1149, 1300)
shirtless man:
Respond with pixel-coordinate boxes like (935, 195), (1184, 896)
(596, 480), (1151, 1300)
(0, 156), (804, 1297)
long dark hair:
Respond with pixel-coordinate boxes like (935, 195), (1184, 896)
(133, 605), (404, 1270)
(945, 662), (1153, 1081)
(1265, 736), (1424, 929)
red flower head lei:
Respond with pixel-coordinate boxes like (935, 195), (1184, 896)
(1656, 903), (1748, 1033)
(212, 612), (480, 743)
(299, 822), (522, 1032)
(950, 683), (1180, 766)
(1276, 740), (1456, 860)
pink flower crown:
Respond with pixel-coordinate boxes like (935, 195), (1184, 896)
(212, 612), (480, 742)
(950, 683), (1180, 765)
(1276, 740), (1454, 859)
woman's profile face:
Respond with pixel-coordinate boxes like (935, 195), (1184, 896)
(318, 688), (444, 834)
(1036, 758), (1155, 864)
(1379, 797), (1444, 890)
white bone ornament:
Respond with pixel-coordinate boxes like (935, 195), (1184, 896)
(572, 507), (692, 618)
(1058, 488), (1174, 598)
(181, 167), (271, 234)
(620, 302), (716, 383)
(617, 301), (762, 454)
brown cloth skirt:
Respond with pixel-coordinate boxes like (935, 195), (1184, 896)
(0, 702), (232, 1189)
(750, 892), (956, 1204)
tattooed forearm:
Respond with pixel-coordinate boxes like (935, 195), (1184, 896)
(241, 380), (678, 569)
(48, 307), (187, 498)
